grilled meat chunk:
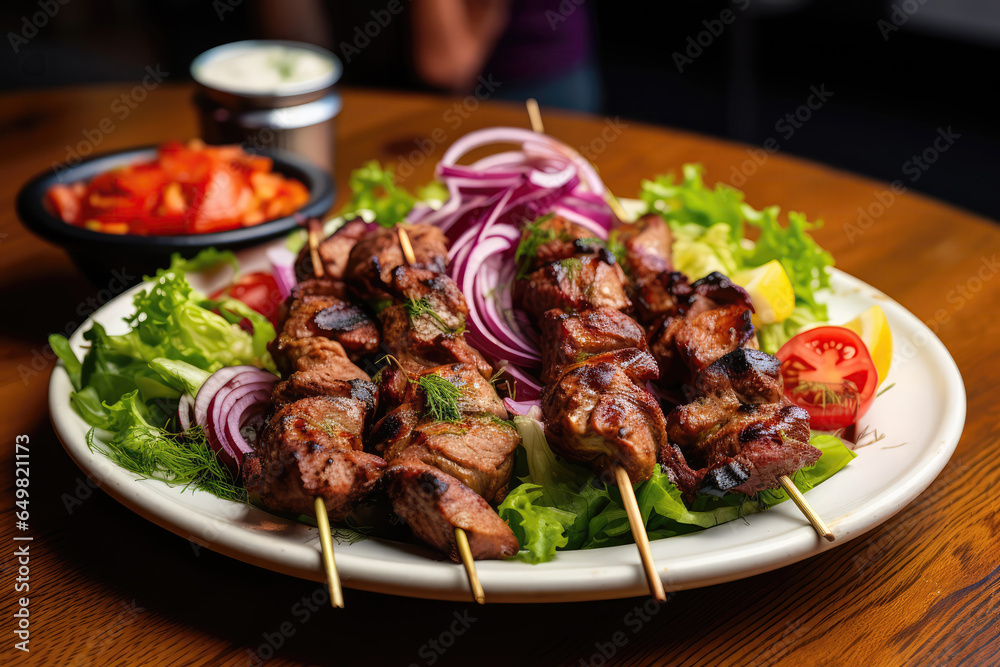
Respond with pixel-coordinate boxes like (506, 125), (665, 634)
(541, 348), (666, 483)
(270, 337), (362, 378)
(294, 218), (370, 282)
(289, 278), (348, 301)
(646, 272), (757, 389)
(244, 396), (385, 519)
(633, 270), (694, 326)
(517, 254), (631, 320)
(380, 266), (492, 379)
(517, 215), (606, 275)
(617, 213), (673, 285)
(539, 307), (649, 384)
(345, 224), (448, 301)
(377, 413), (519, 503)
(665, 349), (820, 495)
(271, 293), (380, 364)
(370, 364), (514, 499)
(384, 460), (519, 561)
(370, 362), (521, 560)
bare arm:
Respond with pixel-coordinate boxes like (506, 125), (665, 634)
(411, 0), (510, 91)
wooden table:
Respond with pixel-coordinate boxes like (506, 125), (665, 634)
(2, 86), (998, 667)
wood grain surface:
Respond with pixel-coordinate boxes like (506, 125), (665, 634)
(1, 86), (998, 667)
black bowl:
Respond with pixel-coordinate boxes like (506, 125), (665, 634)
(16, 145), (334, 288)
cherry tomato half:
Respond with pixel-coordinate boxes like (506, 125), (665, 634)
(211, 272), (283, 328)
(776, 326), (878, 431)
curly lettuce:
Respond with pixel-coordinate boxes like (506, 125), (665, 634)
(50, 251), (275, 430)
(499, 414), (855, 564)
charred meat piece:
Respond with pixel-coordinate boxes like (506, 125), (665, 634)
(374, 362), (507, 418)
(541, 348), (668, 483)
(370, 364), (514, 499)
(244, 396), (386, 519)
(377, 414), (519, 503)
(665, 348), (820, 495)
(272, 373), (377, 421)
(517, 255), (631, 321)
(345, 224), (448, 301)
(370, 362), (521, 559)
(617, 213), (673, 284)
(539, 307), (649, 384)
(633, 271), (694, 325)
(271, 293), (380, 364)
(294, 218), (370, 282)
(288, 278), (348, 301)
(646, 272), (757, 389)
(379, 266), (492, 379)
(384, 460), (519, 561)
(270, 337), (357, 377)
(276, 278), (347, 328)
(517, 215), (606, 275)
(675, 304), (756, 376)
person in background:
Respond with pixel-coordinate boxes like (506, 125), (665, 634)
(257, 0), (602, 112)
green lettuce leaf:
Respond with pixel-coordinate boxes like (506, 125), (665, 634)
(670, 222), (740, 279)
(337, 160), (418, 228)
(499, 415), (856, 563)
(51, 250), (276, 430)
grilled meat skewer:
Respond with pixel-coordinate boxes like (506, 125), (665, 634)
(366, 259), (521, 561)
(613, 214), (821, 498)
(244, 281), (386, 520)
(515, 215), (688, 488)
(295, 220), (520, 561)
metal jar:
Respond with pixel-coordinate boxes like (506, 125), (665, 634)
(190, 40), (342, 173)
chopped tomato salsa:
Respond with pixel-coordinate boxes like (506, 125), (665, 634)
(47, 140), (310, 235)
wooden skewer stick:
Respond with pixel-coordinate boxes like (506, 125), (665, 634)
(314, 497), (345, 608)
(524, 99), (630, 223)
(455, 528), (486, 604)
(528, 100), (663, 600)
(397, 226), (487, 604)
(308, 218), (324, 280)
(614, 466), (667, 602)
(779, 475), (835, 542)
(306, 221), (347, 606)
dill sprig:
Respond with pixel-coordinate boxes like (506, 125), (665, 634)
(87, 425), (246, 502)
(418, 374), (462, 423)
(557, 257), (582, 280)
(876, 382), (896, 398)
(405, 296), (465, 334)
(790, 380), (858, 408)
(514, 213), (556, 279)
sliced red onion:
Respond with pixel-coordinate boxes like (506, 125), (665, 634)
(177, 393), (194, 432)
(419, 125), (619, 402)
(194, 366), (248, 427)
(225, 398), (268, 455)
(266, 246), (297, 300)
(194, 366), (278, 475)
(504, 398), (541, 416)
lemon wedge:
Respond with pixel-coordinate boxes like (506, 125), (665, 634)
(842, 305), (893, 387)
(732, 260), (796, 327)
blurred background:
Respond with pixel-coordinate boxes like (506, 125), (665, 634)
(2, 0), (997, 220)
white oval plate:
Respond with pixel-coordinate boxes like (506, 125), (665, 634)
(49, 244), (966, 603)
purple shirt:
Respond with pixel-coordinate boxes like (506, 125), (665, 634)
(485, 0), (593, 83)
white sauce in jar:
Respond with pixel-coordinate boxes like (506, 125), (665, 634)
(193, 43), (336, 96)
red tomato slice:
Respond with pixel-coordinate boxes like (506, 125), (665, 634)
(776, 326), (878, 431)
(211, 272), (283, 327)
(47, 184), (83, 224)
